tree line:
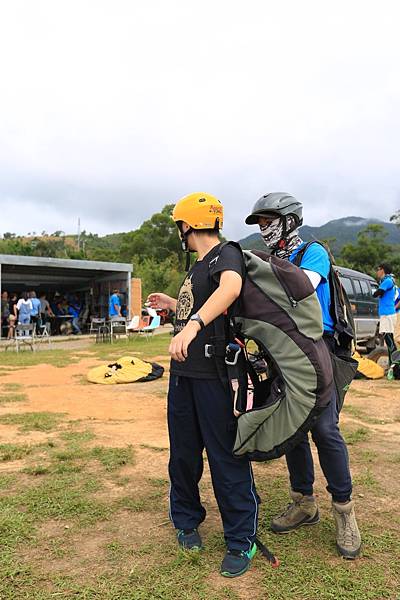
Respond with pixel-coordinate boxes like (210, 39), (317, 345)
(1, 206), (399, 299)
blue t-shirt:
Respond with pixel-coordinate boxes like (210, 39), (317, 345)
(109, 293), (121, 317)
(290, 243), (334, 333)
(68, 304), (80, 318)
(30, 298), (41, 316)
(378, 275), (396, 316)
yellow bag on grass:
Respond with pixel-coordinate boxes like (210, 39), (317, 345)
(88, 356), (153, 385)
(353, 351), (384, 380)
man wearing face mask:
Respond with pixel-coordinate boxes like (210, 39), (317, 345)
(245, 193), (361, 560)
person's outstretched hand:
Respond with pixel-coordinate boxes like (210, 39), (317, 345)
(169, 321), (200, 362)
(147, 293), (175, 311)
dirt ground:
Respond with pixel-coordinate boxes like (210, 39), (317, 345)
(1, 354), (399, 462)
(0, 352), (399, 599)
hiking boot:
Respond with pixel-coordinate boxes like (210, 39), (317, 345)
(332, 500), (361, 559)
(177, 528), (202, 550)
(220, 543), (257, 578)
(271, 490), (320, 533)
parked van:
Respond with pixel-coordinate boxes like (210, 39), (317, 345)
(334, 266), (379, 351)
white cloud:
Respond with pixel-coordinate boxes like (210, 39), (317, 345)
(0, 0), (399, 239)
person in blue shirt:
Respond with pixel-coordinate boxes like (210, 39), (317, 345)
(29, 291), (42, 333)
(68, 296), (82, 334)
(245, 192), (361, 559)
(373, 263), (397, 363)
(109, 289), (121, 319)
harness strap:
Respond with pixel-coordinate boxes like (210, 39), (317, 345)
(255, 537), (280, 568)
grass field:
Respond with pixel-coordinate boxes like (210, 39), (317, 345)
(0, 334), (399, 599)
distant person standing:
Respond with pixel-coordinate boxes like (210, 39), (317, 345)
(1, 292), (10, 336)
(373, 263), (397, 365)
(29, 291), (41, 332)
(109, 289), (121, 319)
(14, 292), (33, 326)
(1, 291), (10, 337)
(39, 293), (55, 325)
(9, 292), (18, 316)
(7, 293), (18, 338)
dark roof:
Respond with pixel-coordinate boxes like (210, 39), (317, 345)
(0, 254), (132, 272)
(0, 254), (132, 290)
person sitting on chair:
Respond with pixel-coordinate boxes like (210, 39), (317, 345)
(68, 296), (82, 335)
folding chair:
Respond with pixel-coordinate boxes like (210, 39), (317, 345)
(89, 318), (106, 336)
(36, 320), (51, 346)
(96, 323), (111, 344)
(109, 317), (127, 343)
(5, 324), (36, 352)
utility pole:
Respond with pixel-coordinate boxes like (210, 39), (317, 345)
(77, 217), (81, 251)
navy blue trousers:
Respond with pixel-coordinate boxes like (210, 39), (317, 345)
(286, 339), (353, 503)
(168, 375), (258, 552)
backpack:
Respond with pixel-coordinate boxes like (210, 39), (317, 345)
(208, 242), (334, 461)
(291, 241), (355, 357)
(291, 240), (358, 410)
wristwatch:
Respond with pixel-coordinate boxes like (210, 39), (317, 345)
(190, 313), (205, 330)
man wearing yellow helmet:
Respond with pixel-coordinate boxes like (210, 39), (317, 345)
(148, 193), (259, 578)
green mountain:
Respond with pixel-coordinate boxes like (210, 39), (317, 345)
(239, 217), (400, 255)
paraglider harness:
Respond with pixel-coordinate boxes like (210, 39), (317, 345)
(205, 241), (330, 425)
(204, 241), (352, 458)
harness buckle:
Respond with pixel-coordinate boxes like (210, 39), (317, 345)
(204, 344), (214, 358)
(225, 343), (241, 366)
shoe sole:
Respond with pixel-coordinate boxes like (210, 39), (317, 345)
(271, 511), (320, 534)
(220, 544), (256, 578)
(337, 544), (361, 560)
(220, 563), (251, 578)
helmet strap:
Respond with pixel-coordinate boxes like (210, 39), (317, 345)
(177, 223), (195, 271)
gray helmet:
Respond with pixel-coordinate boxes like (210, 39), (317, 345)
(245, 192), (303, 226)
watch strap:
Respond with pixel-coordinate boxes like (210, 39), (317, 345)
(190, 313), (205, 330)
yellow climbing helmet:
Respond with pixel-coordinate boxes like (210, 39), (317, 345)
(172, 192), (224, 230)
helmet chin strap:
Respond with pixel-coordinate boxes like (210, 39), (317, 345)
(178, 219), (221, 271)
(178, 225), (195, 271)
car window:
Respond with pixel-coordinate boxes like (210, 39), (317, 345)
(370, 282), (379, 295)
(339, 277), (355, 298)
(359, 280), (370, 297)
(352, 280), (364, 300)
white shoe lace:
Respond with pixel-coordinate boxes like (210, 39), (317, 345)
(341, 513), (357, 547)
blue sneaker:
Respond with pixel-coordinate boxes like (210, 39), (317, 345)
(177, 528), (202, 550)
(220, 543), (257, 578)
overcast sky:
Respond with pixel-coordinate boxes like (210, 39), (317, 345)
(0, 1), (399, 241)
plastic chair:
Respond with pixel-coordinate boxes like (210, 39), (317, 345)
(139, 315), (161, 339)
(5, 324), (36, 352)
(126, 315), (140, 331)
